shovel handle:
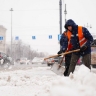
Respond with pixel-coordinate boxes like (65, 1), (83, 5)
(44, 49), (80, 60)
(59, 54), (65, 65)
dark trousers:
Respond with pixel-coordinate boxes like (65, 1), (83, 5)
(68, 53), (91, 76)
(64, 54), (72, 76)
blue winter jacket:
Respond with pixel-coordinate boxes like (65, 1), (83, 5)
(60, 31), (68, 51)
(61, 19), (93, 56)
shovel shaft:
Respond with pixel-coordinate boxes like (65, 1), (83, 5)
(59, 54), (65, 65)
(44, 49), (80, 60)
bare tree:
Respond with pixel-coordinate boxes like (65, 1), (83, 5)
(6, 39), (47, 61)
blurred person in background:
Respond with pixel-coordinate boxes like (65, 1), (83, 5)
(57, 30), (73, 76)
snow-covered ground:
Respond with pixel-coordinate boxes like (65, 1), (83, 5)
(0, 63), (96, 96)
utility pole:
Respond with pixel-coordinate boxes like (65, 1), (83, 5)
(10, 8), (13, 57)
(64, 4), (67, 24)
(59, 0), (62, 49)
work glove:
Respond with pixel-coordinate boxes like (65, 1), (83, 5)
(57, 50), (65, 56)
(57, 50), (63, 54)
(80, 45), (87, 51)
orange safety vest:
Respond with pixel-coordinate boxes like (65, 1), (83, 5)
(63, 32), (73, 51)
(66, 26), (87, 48)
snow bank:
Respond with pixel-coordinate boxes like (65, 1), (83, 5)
(49, 65), (96, 96)
(0, 65), (96, 96)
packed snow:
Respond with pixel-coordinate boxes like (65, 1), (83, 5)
(0, 63), (96, 96)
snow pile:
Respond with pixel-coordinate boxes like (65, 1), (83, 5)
(49, 65), (96, 96)
(0, 67), (54, 86)
(0, 65), (96, 96)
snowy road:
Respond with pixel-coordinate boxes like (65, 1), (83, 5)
(0, 63), (96, 96)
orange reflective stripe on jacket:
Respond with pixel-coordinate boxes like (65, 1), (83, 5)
(67, 42), (73, 51)
(63, 31), (73, 51)
(78, 26), (87, 47)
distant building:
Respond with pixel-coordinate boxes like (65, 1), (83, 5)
(0, 25), (7, 53)
(93, 34), (96, 39)
(91, 33), (96, 39)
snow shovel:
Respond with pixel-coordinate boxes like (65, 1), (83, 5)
(44, 49), (80, 60)
(51, 55), (65, 75)
(44, 49), (80, 75)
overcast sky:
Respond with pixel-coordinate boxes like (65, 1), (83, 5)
(0, 0), (96, 54)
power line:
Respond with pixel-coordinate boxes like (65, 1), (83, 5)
(0, 9), (59, 12)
